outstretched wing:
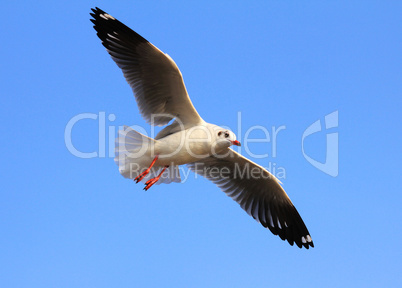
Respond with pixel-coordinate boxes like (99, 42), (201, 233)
(187, 149), (314, 249)
(90, 7), (203, 126)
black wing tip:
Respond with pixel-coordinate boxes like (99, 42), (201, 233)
(287, 232), (314, 249)
(260, 205), (314, 249)
(299, 235), (314, 249)
(89, 7), (149, 47)
(90, 7), (117, 26)
(90, 7), (105, 15)
(90, 7), (106, 20)
(265, 225), (314, 249)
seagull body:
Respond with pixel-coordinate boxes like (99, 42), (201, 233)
(90, 7), (314, 249)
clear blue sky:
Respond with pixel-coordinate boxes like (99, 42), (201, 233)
(1, 1), (401, 287)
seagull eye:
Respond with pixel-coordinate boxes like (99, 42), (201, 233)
(224, 132), (229, 138)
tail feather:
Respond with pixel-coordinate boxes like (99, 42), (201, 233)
(114, 125), (152, 172)
(114, 126), (181, 184)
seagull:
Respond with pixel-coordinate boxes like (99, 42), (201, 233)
(90, 7), (314, 249)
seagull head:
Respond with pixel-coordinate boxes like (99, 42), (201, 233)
(216, 129), (241, 148)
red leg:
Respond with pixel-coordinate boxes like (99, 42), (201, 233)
(134, 156), (159, 183)
(143, 166), (169, 191)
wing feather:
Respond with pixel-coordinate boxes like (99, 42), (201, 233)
(187, 148), (314, 249)
(90, 7), (203, 126)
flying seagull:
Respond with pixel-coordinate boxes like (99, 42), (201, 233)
(90, 7), (314, 249)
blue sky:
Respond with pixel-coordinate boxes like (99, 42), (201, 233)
(1, 1), (401, 287)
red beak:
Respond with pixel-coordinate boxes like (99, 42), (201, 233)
(231, 140), (241, 146)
